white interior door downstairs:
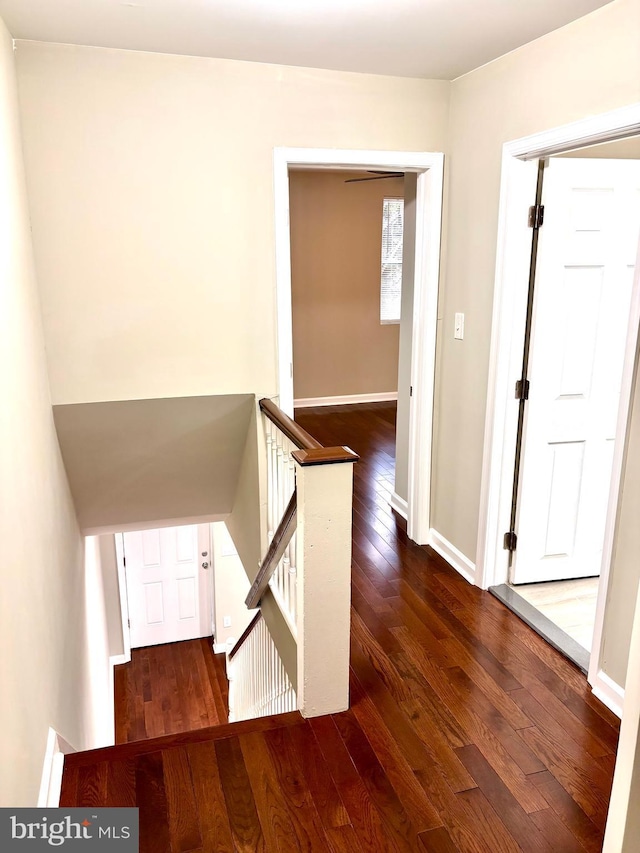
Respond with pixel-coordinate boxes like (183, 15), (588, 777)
(123, 524), (213, 648)
(512, 158), (640, 585)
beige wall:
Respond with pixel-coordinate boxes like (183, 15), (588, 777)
(0, 16), (106, 806)
(52, 394), (253, 532)
(14, 41), (449, 406)
(602, 355), (640, 686)
(603, 585), (640, 850)
(225, 402), (265, 583)
(434, 0), (640, 564)
(290, 170), (402, 400)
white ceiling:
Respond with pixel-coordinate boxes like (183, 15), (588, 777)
(0, 0), (614, 80)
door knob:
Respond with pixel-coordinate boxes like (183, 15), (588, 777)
(201, 561), (209, 570)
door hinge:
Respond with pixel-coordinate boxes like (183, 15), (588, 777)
(503, 531), (518, 552)
(528, 204), (544, 229)
(410, 385), (413, 397)
(127, 618), (130, 629)
(515, 379), (530, 400)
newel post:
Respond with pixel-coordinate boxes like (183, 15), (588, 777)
(292, 446), (358, 717)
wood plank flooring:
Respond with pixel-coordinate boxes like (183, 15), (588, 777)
(115, 637), (229, 743)
(61, 401), (620, 851)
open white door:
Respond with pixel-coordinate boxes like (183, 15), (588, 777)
(512, 159), (640, 585)
(124, 524), (212, 648)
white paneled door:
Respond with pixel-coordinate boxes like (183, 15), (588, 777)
(123, 524), (213, 648)
(512, 159), (640, 585)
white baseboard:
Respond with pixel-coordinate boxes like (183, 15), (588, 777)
(429, 528), (476, 585)
(591, 669), (624, 719)
(389, 492), (408, 520)
(38, 728), (76, 808)
(213, 642), (228, 654)
(294, 392), (398, 408)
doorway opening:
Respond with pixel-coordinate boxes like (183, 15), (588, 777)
(288, 167), (404, 412)
(287, 166), (410, 518)
(478, 104), (640, 714)
(498, 145), (640, 673)
(273, 148), (444, 545)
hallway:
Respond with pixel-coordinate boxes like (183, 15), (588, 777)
(60, 402), (619, 851)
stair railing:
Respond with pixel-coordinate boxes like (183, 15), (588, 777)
(247, 399), (323, 631)
(226, 612), (296, 722)
(229, 397), (358, 719)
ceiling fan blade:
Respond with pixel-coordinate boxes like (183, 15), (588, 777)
(345, 173), (404, 183)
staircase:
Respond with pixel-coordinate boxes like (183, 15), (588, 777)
(223, 397), (358, 722)
(59, 712), (310, 849)
(57, 399), (362, 848)
(55, 403), (620, 852)
(59, 705), (415, 851)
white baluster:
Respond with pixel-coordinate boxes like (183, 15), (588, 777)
(276, 437), (285, 525)
(270, 422), (279, 538)
(288, 529), (297, 624)
(265, 420), (275, 541)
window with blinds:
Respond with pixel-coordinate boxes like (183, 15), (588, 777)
(380, 197), (404, 324)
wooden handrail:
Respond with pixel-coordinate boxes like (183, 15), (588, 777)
(259, 398), (322, 450)
(292, 446), (359, 466)
(228, 611), (263, 661)
(245, 490), (297, 609)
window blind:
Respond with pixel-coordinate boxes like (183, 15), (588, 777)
(380, 197), (404, 323)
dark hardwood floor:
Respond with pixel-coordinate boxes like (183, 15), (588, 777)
(61, 401), (620, 851)
(114, 638), (229, 743)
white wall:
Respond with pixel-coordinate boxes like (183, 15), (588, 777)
(98, 535), (124, 659)
(435, 0), (640, 562)
(0, 15), (107, 806)
(82, 537), (116, 748)
(14, 41), (449, 407)
(211, 523), (257, 649)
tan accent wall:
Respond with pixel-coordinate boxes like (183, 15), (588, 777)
(0, 15), (105, 806)
(434, 0), (640, 566)
(14, 42), (449, 406)
(290, 170), (403, 400)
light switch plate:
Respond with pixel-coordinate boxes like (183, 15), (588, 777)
(223, 616), (231, 628)
(454, 312), (465, 340)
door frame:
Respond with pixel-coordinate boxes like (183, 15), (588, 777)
(273, 148), (444, 544)
(476, 102), (640, 713)
(116, 524), (215, 653)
